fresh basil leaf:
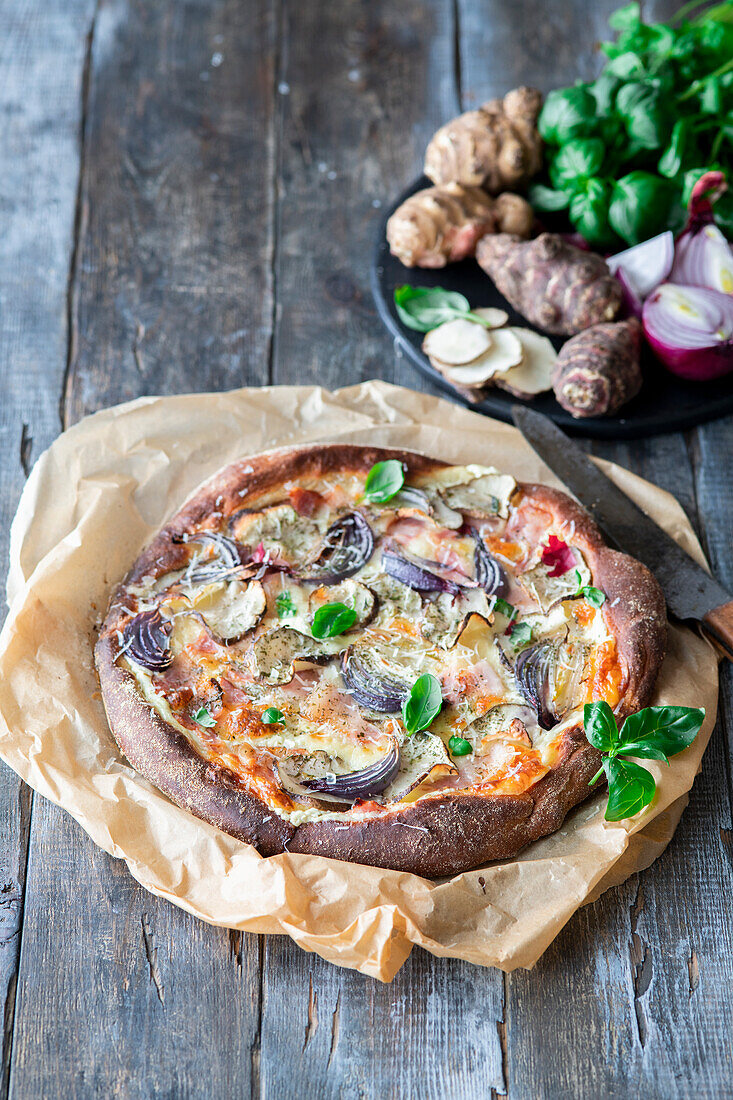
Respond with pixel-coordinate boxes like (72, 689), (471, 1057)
(262, 707), (285, 725)
(608, 2), (641, 33)
(275, 591), (296, 619)
(192, 706), (216, 728)
(699, 75), (723, 114)
(618, 705), (705, 758)
(539, 86), (598, 145)
(528, 182), (572, 212)
(609, 171), (672, 245)
(658, 119), (690, 178)
(582, 585), (607, 608)
(569, 179), (617, 249)
(583, 700), (619, 753)
(448, 735), (473, 757)
(604, 51), (646, 80)
(550, 138), (606, 188)
(509, 622), (533, 650)
(364, 459), (405, 504)
(590, 72), (623, 117)
(311, 602), (357, 639)
(402, 673), (443, 735)
(616, 82), (670, 149)
(603, 757), (656, 821)
(394, 285), (471, 333)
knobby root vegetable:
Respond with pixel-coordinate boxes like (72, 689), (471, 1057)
(424, 87), (543, 194)
(476, 232), (623, 335)
(552, 318), (642, 418)
(386, 183), (532, 268)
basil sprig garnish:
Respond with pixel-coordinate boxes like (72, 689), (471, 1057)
(311, 602), (357, 639)
(394, 285), (495, 333)
(402, 673), (443, 735)
(574, 569), (606, 607)
(364, 459), (404, 504)
(586, 700), (705, 821)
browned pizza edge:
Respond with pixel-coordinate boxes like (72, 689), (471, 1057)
(95, 444), (667, 880)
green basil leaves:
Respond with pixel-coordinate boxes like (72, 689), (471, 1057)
(394, 286), (495, 333)
(311, 603), (357, 639)
(262, 707), (285, 725)
(364, 459), (404, 504)
(585, 700), (705, 821)
(402, 674), (443, 736)
(192, 706), (217, 728)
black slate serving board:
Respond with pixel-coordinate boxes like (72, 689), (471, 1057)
(371, 176), (733, 440)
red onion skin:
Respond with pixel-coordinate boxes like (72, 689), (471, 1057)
(669, 171), (733, 295)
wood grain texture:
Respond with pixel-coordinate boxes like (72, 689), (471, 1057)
(63, 0), (277, 424)
(0, 1), (96, 1092)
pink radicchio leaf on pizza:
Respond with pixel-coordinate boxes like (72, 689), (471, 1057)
(541, 535), (576, 578)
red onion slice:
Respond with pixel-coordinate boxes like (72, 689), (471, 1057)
(607, 231), (674, 310)
(300, 513), (374, 583)
(642, 283), (733, 381)
(382, 544), (460, 595)
(669, 170), (733, 295)
(122, 610), (172, 671)
(341, 650), (409, 713)
(471, 529), (508, 597)
(515, 643), (556, 730)
(303, 740), (400, 801)
(187, 532), (247, 584)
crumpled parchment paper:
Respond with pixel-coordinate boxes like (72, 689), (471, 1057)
(0, 381), (718, 981)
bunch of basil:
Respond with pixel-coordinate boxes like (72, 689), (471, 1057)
(530, 1), (733, 248)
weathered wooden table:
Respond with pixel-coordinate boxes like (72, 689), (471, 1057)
(1, 1), (731, 1096)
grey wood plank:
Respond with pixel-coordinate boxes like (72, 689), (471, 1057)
(9, 1), (277, 1096)
(63, 0), (277, 425)
(0, 1), (97, 1095)
(269, 0), (456, 397)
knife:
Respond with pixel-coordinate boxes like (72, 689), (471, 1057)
(511, 406), (733, 662)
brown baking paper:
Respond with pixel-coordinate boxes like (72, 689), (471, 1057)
(0, 381), (719, 981)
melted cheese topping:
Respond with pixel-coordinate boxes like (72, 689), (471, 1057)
(113, 463), (626, 824)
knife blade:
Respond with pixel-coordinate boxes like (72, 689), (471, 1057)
(512, 406), (733, 660)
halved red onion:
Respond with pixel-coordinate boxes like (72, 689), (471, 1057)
(471, 529), (508, 596)
(382, 544), (460, 595)
(607, 231), (674, 316)
(303, 740), (400, 801)
(122, 610), (172, 671)
(642, 283), (733, 381)
(669, 171), (733, 295)
(187, 532), (246, 584)
(300, 512), (374, 583)
(341, 650), (409, 713)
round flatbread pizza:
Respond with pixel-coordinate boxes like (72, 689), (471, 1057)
(95, 444), (666, 878)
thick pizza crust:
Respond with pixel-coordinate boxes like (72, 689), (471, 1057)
(96, 444), (667, 879)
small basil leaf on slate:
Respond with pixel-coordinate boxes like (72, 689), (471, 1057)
(262, 707), (285, 725)
(402, 673), (443, 735)
(603, 757), (656, 822)
(192, 706), (217, 728)
(394, 285), (471, 332)
(584, 700), (619, 753)
(311, 602), (357, 639)
(364, 459), (405, 504)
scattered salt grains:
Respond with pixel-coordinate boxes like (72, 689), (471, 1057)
(393, 822), (430, 834)
(327, 170), (337, 181)
(611, 597), (620, 607)
(211, 52), (223, 67)
(241, 465), (254, 474)
(278, 81), (290, 95)
(347, 68), (360, 82)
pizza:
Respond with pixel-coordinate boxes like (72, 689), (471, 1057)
(95, 444), (666, 878)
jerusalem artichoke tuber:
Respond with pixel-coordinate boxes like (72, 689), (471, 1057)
(476, 233), (623, 335)
(424, 87), (543, 194)
(552, 318), (643, 418)
(386, 183), (532, 268)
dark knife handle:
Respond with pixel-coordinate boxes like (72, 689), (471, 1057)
(702, 602), (733, 663)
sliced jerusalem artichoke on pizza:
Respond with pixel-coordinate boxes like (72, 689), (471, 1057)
(97, 444), (666, 878)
